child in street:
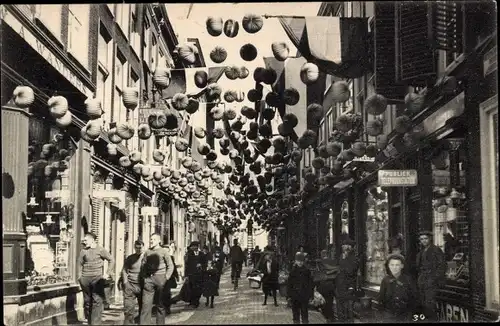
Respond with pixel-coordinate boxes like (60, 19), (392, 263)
(202, 260), (219, 308)
(287, 252), (314, 324)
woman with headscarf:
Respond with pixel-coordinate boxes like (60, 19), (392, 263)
(261, 251), (280, 306)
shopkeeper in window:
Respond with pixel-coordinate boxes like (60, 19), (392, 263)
(78, 232), (115, 325)
(416, 231), (446, 321)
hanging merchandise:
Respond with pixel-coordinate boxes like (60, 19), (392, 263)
(262, 68), (277, 85)
(175, 138), (189, 152)
(210, 46), (228, 64)
(240, 43), (258, 62)
(122, 87), (139, 110)
(239, 66), (249, 79)
(153, 66), (171, 89)
(185, 98), (200, 115)
(137, 124), (152, 140)
(317, 145), (329, 159)
(84, 98), (103, 119)
(13, 86), (35, 108)
(175, 43), (199, 65)
(278, 123), (294, 137)
(161, 166), (172, 177)
(339, 149), (355, 163)
(325, 142), (342, 157)
(223, 19), (239, 38)
(107, 144), (118, 156)
(271, 42), (289, 61)
(235, 90), (245, 102)
(210, 106), (224, 121)
(394, 115), (411, 134)
(119, 156), (132, 167)
(194, 70), (208, 88)
(198, 143), (211, 156)
(365, 119), (384, 137)
(225, 66), (240, 80)
(219, 137), (230, 148)
(241, 106), (257, 119)
(107, 128), (123, 144)
(148, 111), (167, 129)
(300, 62), (319, 84)
(253, 67), (266, 83)
(55, 111), (72, 128)
(194, 127), (206, 139)
(224, 107), (237, 120)
(331, 81), (351, 103)
(129, 150), (142, 163)
(283, 88), (300, 105)
(48, 95), (69, 118)
(265, 92), (280, 108)
(212, 127), (225, 139)
(206, 83), (223, 100)
(365, 94), (388, 116)
(242, 13), (264, 33)
(247, 89), (262, 102)
(312, 157), (326, 170)
(152, 149), (165, 163)
(83, 120), (102, 140)
(206, 16), (224, 36)
(224, 90), (237, 103)
(116, 122), (135, 140)
(133, 163), (144, 175)
(172, 93), (189, 111)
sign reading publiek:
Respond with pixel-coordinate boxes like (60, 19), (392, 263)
(378, 170), (418, 187)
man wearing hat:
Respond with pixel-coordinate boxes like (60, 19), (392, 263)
(416, 231), (446, 321)
(184, 241), (207, 308)
(287, 252), (314, 324)
(335, 238), (359, 322)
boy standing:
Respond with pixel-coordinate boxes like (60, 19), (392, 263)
(287, 252), (313, 324)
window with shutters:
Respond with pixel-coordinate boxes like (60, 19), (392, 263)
(91, 183), (104, 244)
(431, 1), (464, 69)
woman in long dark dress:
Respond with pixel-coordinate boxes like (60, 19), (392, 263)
(202, 261), (219, 308)
(261, 252), (279, 306)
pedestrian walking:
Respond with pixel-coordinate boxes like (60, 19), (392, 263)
(416, 231), (446, 321)
(212, 246), (225, 287)
(261, 252), (279, 306)
(377, 253), (418, 322)
(287, 252), (314, 324)
(120, 240), (145, 325)
(229, 239), (245, 288)
(139, 233), (174, 325)
(202, 260), (220, 308)
(78, 232), (115, 325)
(251, 246), (262, 267)
(335, 238), (359, 322)
(184, 241), (208, 308)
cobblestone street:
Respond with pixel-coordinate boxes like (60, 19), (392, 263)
(99, 266), (327, 324)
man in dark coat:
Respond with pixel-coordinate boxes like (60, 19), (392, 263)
(229, 239), (245, 284)
(251, 246), (262, 267)
(416, 231), (446, 321)
(287, 252), (314, 324)
(184, 241), (207, 308)
(335, 238), (359, 322)
(212, 246), (225, 287)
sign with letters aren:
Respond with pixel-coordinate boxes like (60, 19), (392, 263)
(436, 301), (470, 322)
(378, 169), (418, 187)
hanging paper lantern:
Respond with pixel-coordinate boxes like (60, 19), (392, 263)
(212, 127), (225, 139)
(107, 128), (122, 144)
(194, 127), (206, 139)
(317, 145), (329, 159)
(300, 62), (319, 84)
(223, 19), (239, 38)
(307, 103), (323, 123)
(365, 94), (388, 116)
(132, 163), (144, 175)
(253, 67), (266, 83)
(376, 135), (388, 150)
(206, 17), (223, 36)
(210, 106), (224, 121)
(153, 66), (171, 89)
(437, 75), (458, 95)
(261, 108), (275, 121)
(366, 119), (384, 137)
(185, 98), (200, 115)
(210, 46), (227, 63)
(247, 89), (262, 102)
(239, 66), (249, 79)
(336, 114), (353, 132)
(394, 115), (411, 134)
(271, 42), (289, 61)
(84, 120), (102, 139)
(206, 83), (222, 100)
(259, 124), (272, 138)
(161, 166), (172, 177)
(13, 86), (35, 108)
(191, 161), (202, 172)
(405, 91), (426, 114)
(194, 70), (208, 88)
(122, 88), (139, 110)
(137, 124), (152, 140)
(283, 88), (300, 105)
(240, 43), (258, 62)
(84, 98), (103, 119)
(241, 106), (257, 120)
(148, 112), (167, 129)
(235, 90), (245, 102)
(107, 144), (118, 156)
(331, 81), (351, 103)
(198, 143), (211, 156)
(224, 90), (237, 103)
(265, 92), (280, 108)
(48, 95), (69, 118)
(219, 137), (230, 148)
(116, 122), (135, 140)
(278, 123), (294, 137)
(339, 150), (355, 162)
(262, 69), (277, 85)
(182, 156), (193, 169)
(242, 13), (263, 33)
(175, 138), (189, 152)
(366, 144), (377, 157)
(351, 142), (367, 157)
(172, 93), (189, 111)
(206, 150), (217, 161)
(176, 43), (198, 64)
(224, 107), (237, 120)
(55, 111), (72, 128)
(151, 149), (165, 163)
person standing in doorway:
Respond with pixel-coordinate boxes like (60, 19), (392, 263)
(120, 240), (145, 325)
(335, 238), (359, 322)
(78, 232), (115, 325)
(229, 239), (245, 287)
(416, 231), (446, 321)
(140, 233), (174, 325)
(288, 252), (314, 324)
(184, 241), (207, 308)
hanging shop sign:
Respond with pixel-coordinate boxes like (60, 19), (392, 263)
(483, 45), (497, 77)
(436, 301), (470, 322)
(378, 169), (418, 187)
(141, 206), (159, 217)
(45, 190), (70, 200)
(1, 9), (93, 97)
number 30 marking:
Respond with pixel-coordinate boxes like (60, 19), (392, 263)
(413, 314), (426, 321)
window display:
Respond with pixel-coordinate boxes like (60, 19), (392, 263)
(364, 186), (389, 285)
(431, 139), (469, 286)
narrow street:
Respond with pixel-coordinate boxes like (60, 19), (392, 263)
(100, 266), (327, 324)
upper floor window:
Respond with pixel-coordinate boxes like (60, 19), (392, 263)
(35, 5), (62, 41)
(98, 22), (112, 71)
(68, 4), (90, 69)
(151, 34), (158, 67)
(116, 4), (131, 39)
(130, 7), (141, 57)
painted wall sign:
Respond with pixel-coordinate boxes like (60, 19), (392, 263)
(436, 301), (470, 322)
(483, 45), (497, 77)
(1, 9), (93, 97)
(378, 169), (418, 187)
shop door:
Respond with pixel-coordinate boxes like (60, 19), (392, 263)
(406, 195), (420, 281)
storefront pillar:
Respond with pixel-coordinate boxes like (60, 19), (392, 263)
(2, 101), (29, 296)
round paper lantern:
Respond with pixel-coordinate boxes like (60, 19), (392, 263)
(119, 156), (132, 167)
(161, 166), (171, 177)
(55, 111), (72, 128)
(137, 124), (152, 140)
(148, 112), (167, 129)
(223, 19), (239, 38)
(219, 137), (230, 148)
(153, 67), (171, 89)
(185, 98), (200, 115)
(122, 88), (139, 110)
(224, 107), (237, 120)
(206, 83), (222, 100)
(283, 88), (300, 105)
(339, 150), (355, 162)
(300, 62), (319, 84)
(210, 106), (224, 121)
(206, 17), (223, 36)
(210, 46), (227, 63)
(84, 120), (102, 139)
(394, 115), (411, 134)
(235, 90), (245, 102)
(262, 69), (277, 85)
(247, 89), (262, 102)
(212, 127), (225, 139)
(241, 106), (257, 120)
(331, 81), (350, 103)
(366, 119), (384, 137)
(220, 147), (230, 156)
(172, 93), (189, 111)
(198, 143), (211, 156)
(194, 70), (208, 88)
(153, 149), (165, 163)
(239, 66), (249, 79)
(13, 86), (35, 108)
(176, 43), (198, 64)
(224, 90), (237, 103)
(336, 114), (353, 132)
(108, 128), (122, 144)
(253, 67), (266, 83)
(271, 42), (289, 61)
(206, 150), (217, 161)
(194, 127), (206, 139)
(307, 103), (323, 123)
(365, 94), (388, 116)
(259, 124), (272, 138)
(376, 135), (388, 150)
(351, 142), (367, 157)
(225, 66), (240, 80)
(116, 122), (135, 140)
(129, 151), (141, 164)
(240, 44), (258, 61)
(265, 92), (280, 108)
(84, 98), (103, 119)
(405, 91), (426, 113)
(48, 96), (69, 118)
(366, 144), (377, 157)
(242, 14), (263, 33)
(182, 156), (193, 169)
(278, 123), (294, 137)
(107, 144), (118, 156)
(175, 138), (189, 152)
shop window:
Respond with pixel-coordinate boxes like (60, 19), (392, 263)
(430, 138), (469, 287)
(26, 117), (76, 287)
(364, 186), (389, 286)
(68, 4), (90, 69)
(35, 5), (62, 42)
